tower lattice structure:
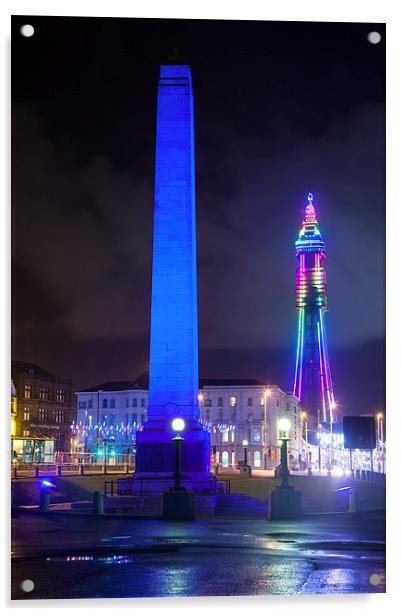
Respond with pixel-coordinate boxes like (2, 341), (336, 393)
(293, 193), (336, 427)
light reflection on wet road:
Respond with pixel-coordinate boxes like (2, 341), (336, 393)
(11, 512), (385, 598)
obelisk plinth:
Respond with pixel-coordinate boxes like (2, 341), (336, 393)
(135, 65), (210, 480)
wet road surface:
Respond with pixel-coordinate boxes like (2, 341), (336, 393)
(11, 511), (385, 599)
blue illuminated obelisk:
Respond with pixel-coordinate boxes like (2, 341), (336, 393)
(135, 65), (210, 479)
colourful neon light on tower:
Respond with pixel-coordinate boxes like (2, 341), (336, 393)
(293, 193), (336, 427)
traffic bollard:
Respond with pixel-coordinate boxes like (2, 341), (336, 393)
(93, 491), (104, 515)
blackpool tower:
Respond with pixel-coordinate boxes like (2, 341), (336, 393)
(293, 193), (336, 428)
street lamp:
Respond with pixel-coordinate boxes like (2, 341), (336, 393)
(277, 417), (291, 487)
(300, 411), (308, 467)
(329, 401), (337, 470)
(376, 412), (384, 474)
(376, 412), (384, 442)
(172, 418), (185, 490)
(242, 439), (249, 466)
(318, 423), (322, 471)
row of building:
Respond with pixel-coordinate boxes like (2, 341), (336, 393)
(11, 361), (303, 469)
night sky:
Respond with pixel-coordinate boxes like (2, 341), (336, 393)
(11, 17), (385, 415)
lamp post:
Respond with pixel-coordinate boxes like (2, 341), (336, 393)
(318, 423), (322, 472)
(376, 412), (384, 473)
(329, 401), (337, 470)
(96, 389), (103, 461)
(277, 417), (291, 488)
(242, 439), (248, 466)
(263, 389), (271, 469)
(301, 411), (308, 468)
(172, 417), (185, 490)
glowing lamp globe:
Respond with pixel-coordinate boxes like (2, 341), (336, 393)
(172, 417), (185, 432)
(242, 439), (248, 447)
(277, 417), (291, 432)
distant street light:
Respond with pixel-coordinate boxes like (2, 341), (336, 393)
(242, 439), (249, 466)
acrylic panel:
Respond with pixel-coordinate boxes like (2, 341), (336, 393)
(11, 16), (385, 599)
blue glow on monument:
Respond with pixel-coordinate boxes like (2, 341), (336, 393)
(148, 64), (199, 421)
(135, 64), (210, 477)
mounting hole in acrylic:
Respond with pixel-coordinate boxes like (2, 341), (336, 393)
(20, 579), (35, 592)
(367, 31), (381, 45)
(20, 24), (34, 38)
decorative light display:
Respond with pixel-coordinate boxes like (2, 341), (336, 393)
(293, 193), (336, 426)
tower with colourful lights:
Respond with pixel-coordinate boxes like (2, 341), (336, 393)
(293, 193), (336, 428)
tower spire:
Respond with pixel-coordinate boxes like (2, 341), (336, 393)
(293, 192), (336, 432)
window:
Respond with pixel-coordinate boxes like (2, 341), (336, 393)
(23, 408), (30, 421)
(222, 429), (229, 443)
(54, 410), (64, 423)
(204, 399), (212, 407)
(222, 451), (229, 468)
(253, 429), (261, 443)
(132, 413), (138, 424)
(247, 397), (253, 406)
(110, 399), (115, 409)
(141, 398), (145, 408)
(218, 410), (223, 421)
(102, 399), (108, 409)
(39, 387), (49, 400)
(253, 451), (261, 468)
(218, 397), (223, 407)
(230, 430), (235, 442)
(140, 413), (145, 423)
(230, 396), (236, 407)
(78, 401), (86, 409)
(231, 410), (236, 420)
(286, 402), (290, 411)
(206, 413), (210, 421)
(24, 384), (31, 399)
(132, 398), (137, 407)
(88, 400), (93, 409)
(276, 399), (280, 407)
(23, 430), (30, 436)
(56, 389), (65, 403)
(248, 413), (253, 422)
(38, 408), (46, 422)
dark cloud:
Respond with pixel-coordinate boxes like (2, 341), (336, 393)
(12, 17), (385, 413)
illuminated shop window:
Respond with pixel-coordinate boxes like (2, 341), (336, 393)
(230, 396), (236, 407)
(24, 384), (31, 399)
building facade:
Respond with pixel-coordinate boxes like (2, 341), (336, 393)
(11, 361), (75, 451)
(198, 380), (301, 469)
(74, 377), (302, 469)
(73, 379), (149, 458)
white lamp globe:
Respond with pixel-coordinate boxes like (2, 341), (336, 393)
(277, 417), (291, 432)
(242, 439), (248, 447)
(172, 417), (185, 432)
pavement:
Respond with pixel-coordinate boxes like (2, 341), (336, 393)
(11, 510), (385, 599)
